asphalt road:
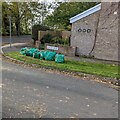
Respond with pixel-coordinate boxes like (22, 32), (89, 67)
(2, 35), (32, 45)
(2, 58), (118, 118)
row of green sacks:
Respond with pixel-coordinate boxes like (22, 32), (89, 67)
(20, 47), (65, 63)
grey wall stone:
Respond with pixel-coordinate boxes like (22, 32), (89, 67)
(71, 2), (119, 61)
(94, 2), (118, 61)
(71, 11), (100, 56)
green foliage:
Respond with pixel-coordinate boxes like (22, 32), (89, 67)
(51, 37), (69, 45)
(63, 38), (70, 45)
(51, 36), (64, 44)
(45, 2), (98, 30)
(41, 33), (53, 44)
(32, 24), (50, 41)
(2, 2), (48, 36)
(2, 2), (99, 35)
(40, 32), (69, 45)
(2, 28), (9, 36)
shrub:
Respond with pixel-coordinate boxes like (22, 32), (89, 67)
(62, 38), (70, 45)
(2, 28), (9, 36)
(51, 37), (69, 45)
(41, 33), (53, 44)
(32, 24), (50, 44)
(51, 36), (64, 44)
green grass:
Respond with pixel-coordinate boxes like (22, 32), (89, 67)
(5, 51), (120, 79)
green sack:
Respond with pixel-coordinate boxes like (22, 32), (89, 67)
(33, 51), (41, 59)
(20, 51), (26, 55)
(26, 48), (38, 57)
(45, 51), (56, 61)
(20, 47), (28, 52)
(26, 50), (33, 57)
(25, 50), (29, 56)
(25, 50), (30, 56)
(44, 51), (50, 58)
(30, 48), (37, 50)
(55, 54), (64, 63)
(39, 51), (45, 60)
(29, 48), (38, 53)
(20, 47), (28, 55)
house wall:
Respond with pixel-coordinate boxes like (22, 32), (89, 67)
(71, 2), (119, 61)
(71, 11), (100, 56)
(93, 2), (119, 61)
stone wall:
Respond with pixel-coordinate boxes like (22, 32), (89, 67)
(71, 11), (100, 56)
(61, 31), (71, 40)
(38, 31), (57, 41)
(38, 30), (71, 41)
(93, 2), (119, 61)
(71, 2), (119, 61)
(45, 43), (76, 57)
(35, 40), (41, 49)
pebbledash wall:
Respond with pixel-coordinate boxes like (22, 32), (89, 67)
(70, 2), (119, 61)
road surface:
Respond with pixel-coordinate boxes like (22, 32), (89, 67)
(2, 35), (32, 45)
(2, 58), (118, 118)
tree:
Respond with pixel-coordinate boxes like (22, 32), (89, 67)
(45, 2), (98, 30)
(2, 2), (10, 35)
(2, 2), (46, 36)
(32, 24), (50, 43)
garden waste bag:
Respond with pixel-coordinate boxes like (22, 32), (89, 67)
(55, 54), (64, 63)
(26, 48), (38, 57)
(20, 47), (28, 55)
(33, 51), (41, 59)
(44, 51), (50, 58)
(39, 51), (45, 60)
(45, 51), (56, 61)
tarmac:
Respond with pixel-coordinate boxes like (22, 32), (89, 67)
(1, 43), (31, 54)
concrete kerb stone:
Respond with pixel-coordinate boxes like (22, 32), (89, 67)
(1, 43), (27, 53)
(1, 43), (119, 88)
(1, 43), (28, 64)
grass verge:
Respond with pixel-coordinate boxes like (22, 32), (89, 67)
(5, 51), (120, 79)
